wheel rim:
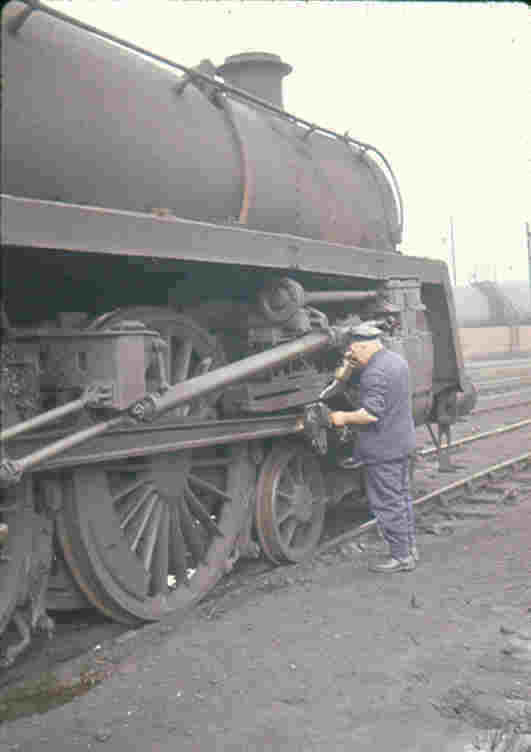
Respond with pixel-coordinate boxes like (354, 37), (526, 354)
(255, 442), (326, 564)
(57, 444), (255, 624)
(58, 309), (254, 624)
(89, 307), (225, 418)
(0, 481), (34, 638)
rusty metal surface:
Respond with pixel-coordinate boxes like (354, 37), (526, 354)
(2, 323), (332, 477)
(217, 98), (397, 249)
(0, 321), (339, 479)
(4, 0), (403, 247)
(137, 329), (334, 419)
(2, 4), (242, 224)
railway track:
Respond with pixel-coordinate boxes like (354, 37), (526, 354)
(467, 364), (531, 414)
(474, 376), (531, 393)
(473, 392), (531, 415)
(323, 450), (531, 554)
(1, 395), (530, 709)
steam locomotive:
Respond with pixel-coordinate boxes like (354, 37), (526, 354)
(1, 0), (474, 665)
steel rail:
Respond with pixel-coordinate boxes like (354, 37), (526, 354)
(473, 376), (531, 390)
(418, 416), (531, 458)
(320, 450), (531, 552)
(472, 397), (531, 415)
(466, 358), (531, 371)
(14, 0), (403, 238)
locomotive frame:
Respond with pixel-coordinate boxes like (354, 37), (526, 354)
(1, 0), (472, 666)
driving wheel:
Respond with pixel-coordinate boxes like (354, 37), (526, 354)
(56, 444), (255, 624)
(0, 480), (34, 653)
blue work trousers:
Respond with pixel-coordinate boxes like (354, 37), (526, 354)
(364, 457), (415, 560)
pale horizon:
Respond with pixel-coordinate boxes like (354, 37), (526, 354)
(38, 1), (531, 285)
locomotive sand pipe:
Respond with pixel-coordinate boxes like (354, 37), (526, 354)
(0, 326), (349, 486)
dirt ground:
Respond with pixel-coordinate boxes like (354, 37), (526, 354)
(1, 482), (530, 751)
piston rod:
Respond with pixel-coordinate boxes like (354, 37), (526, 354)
(1, 394), (90, 442)
(0, 325), (347, 486)
(133, 329), (336, 420)
(0, 416), (125, 487)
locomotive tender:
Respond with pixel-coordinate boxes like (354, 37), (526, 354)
(1, 0), (472, 664)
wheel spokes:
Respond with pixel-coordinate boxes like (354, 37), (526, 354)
(280, 517), (298, 545)
(177, 494), (207, 565)
(141, 500), (164, 573)
(113, 477), (149, 504)
(172, 338), (194, 417)
(168, 503), (187, 588)
(184, 485), (223, 537)
(188, 473), (234, 503)
(276, 500), (294, 524)
(129, 493), (159, 553)
(150, 504), (170, 595)
(290, 524), (308, 549)
(118, 482), (155, 530)
(56, 312), (254, 624)
(256, 444), (326, 564)
(282, 466), (297, 491)
(293, 454), (305, 484)
(173, 338), (194, 383)
(110, 454), (233, 593)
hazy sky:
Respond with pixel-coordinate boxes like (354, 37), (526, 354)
(47, 0), (529, 285)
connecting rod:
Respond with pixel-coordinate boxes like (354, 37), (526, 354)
(131, 329), (338, 421)
(0, 325), (348, 486)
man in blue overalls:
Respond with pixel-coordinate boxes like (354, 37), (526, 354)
(330, 324), (417, 573)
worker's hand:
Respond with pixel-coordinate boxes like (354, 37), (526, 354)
(330, 411), (348, 427)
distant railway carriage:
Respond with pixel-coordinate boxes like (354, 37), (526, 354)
(454, 282), (531, 359)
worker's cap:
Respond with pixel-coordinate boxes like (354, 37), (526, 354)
(347, 323), (382, 342)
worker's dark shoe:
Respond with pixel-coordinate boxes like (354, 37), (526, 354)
(369, 555), (416, 573)
(339, 457), (362, 470)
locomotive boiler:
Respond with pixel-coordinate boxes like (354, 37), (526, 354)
(1, 0), (473, 665)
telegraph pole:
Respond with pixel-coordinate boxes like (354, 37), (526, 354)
(527, 221), (531, 307)
(449, 216), (457, 286)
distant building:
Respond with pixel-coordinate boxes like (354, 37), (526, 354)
(453, 281), (531, 327)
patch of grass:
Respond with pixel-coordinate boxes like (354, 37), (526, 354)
(472, 725), (531, 751)
(0, 669), (106, 724)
